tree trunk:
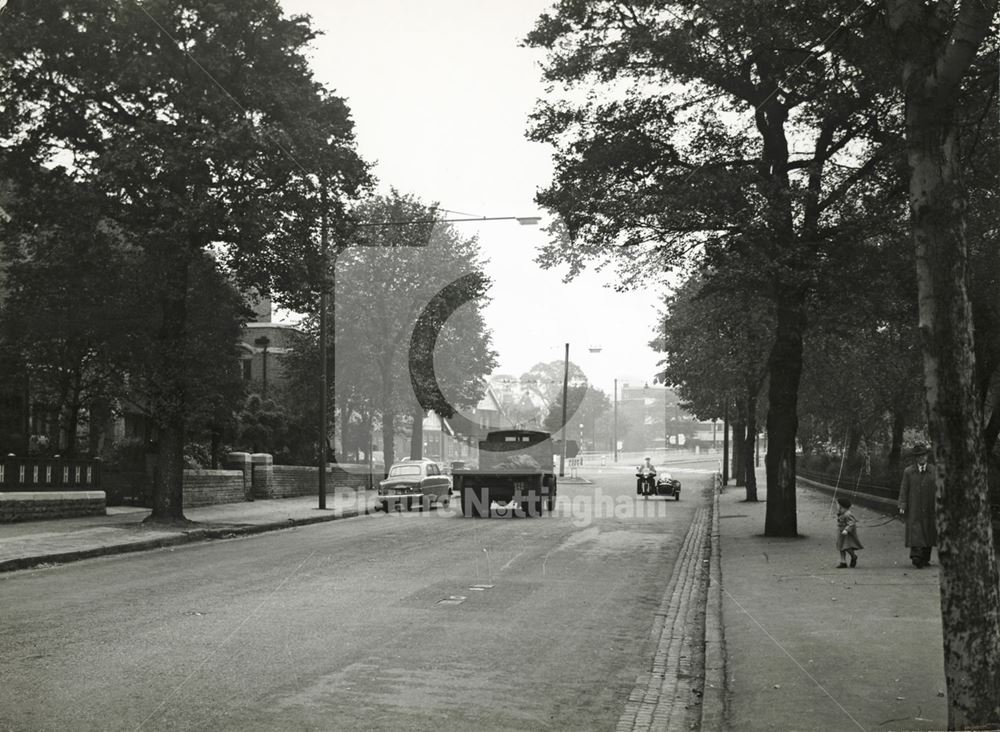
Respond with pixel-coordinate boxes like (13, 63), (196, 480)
(410, 408), (424, 459)
(363, 410), (374, 489)
(381, 411), (395, 478)
(210, 428), (221, 470)
(340, 400), (350, 462)
(764, 289), (805, 537)
(846, 422), (862, 463)
(62, 369), (84, 459)
(732, 418), (746, 487)
(63, 401), (79, 458)
(147, 257), (190, 524)
(888, 409), (905, 473)
(984, 396), (1000, 453)
(88, 397), (111, 456)
(55, 371), (71, 455)
(150, 419), (186, 522)
(908, 98), (1000, 729)
(744, 394), (758, 502)
(721, 407), (729, 485)
(753, 80), (801, 537)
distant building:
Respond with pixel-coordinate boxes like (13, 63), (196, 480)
(417, 381), (513, 466)
(238, 296), (299, 397)
(617, 382), (719, 451)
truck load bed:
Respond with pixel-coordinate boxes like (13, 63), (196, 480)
(453, 430), (557, 517)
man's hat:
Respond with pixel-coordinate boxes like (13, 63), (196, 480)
(911, 443), (929, 456)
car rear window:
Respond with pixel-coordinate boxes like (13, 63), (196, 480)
(389, 465), (422, 477)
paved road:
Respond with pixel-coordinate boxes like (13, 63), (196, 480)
(0, 460), (718, 732)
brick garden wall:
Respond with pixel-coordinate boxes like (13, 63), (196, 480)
(265, 464), (371, 499)
(0, 458), (375, 521)
(0, 491), (105, 522)
(182, 470), (246, 508)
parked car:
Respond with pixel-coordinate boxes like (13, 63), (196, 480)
(377, 458), (452, 511)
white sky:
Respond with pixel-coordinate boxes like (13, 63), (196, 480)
(278, 0), (666, 396)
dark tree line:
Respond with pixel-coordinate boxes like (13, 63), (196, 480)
(525, 1), (997, 725)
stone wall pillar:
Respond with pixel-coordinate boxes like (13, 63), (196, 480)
(251, 453), (274, 499)
(224, 452), (253, 501)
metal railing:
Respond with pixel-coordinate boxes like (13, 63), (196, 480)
(0, 456), (102, 491)
(796, 468), (899, 501)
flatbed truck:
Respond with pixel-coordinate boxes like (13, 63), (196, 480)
(452, 429), (557, 517)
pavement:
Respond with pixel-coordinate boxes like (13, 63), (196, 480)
(0, 490), (382, 573)
(0, 469), (947, 731)
(715, 470), (947, 732)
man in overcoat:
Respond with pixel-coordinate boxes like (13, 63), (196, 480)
(898, 443), (937, 568)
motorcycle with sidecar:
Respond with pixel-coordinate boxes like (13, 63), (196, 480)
(635, 466), (681, 501)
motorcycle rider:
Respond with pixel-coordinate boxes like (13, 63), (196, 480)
(636, 456), (657, 495)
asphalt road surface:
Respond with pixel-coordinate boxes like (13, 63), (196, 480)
(0, 458), (717, 732)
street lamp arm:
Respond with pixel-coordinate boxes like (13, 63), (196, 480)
(355, 216), (541, 227)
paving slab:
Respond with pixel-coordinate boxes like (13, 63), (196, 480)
(718, 475), (946, 731)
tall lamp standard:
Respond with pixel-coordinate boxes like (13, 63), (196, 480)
(613, 378), (618, 463)
(315, 210), (541, 509)
(664, 388), (669, 454)
(662, 312), (668, 456)
(559, 343), (569, 477)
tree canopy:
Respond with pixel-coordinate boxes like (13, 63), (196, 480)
(0, 0), (370, 520)
(525, 0), (906, 535)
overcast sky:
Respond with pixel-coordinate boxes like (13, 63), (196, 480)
(278, 0), (667, 396)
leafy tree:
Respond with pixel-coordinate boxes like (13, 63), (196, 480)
(144, 254), (248, 463)
(657, 274), (772, 499)
(232, 393), (307, 460)
(525, 1), (903, 536)
(798, 317), (924, 468)
(493, 377), (548, 429)
(884, 2), (1000, 725)
(0, 1), (369, 522)
(0, 164), (137, 456)
(287, 191), (499, 471)
(519, 360), (587, 405)
(277, 315), (331, 461)
(543, 384), (611, 446)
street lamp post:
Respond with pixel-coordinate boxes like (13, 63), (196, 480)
(722, 400), (730, 485)
(318, 186), (329, 510)
(613, 378), (618, 463)
(662, 312), (668, 456)
(664, 388), (669, 454)
(559, 343), (569, 478)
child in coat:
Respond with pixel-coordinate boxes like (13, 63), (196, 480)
(836, 498), (863, 568)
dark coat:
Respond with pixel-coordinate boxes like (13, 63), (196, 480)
(836, 510), (863, 551)
(899, 463), (937, 548)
